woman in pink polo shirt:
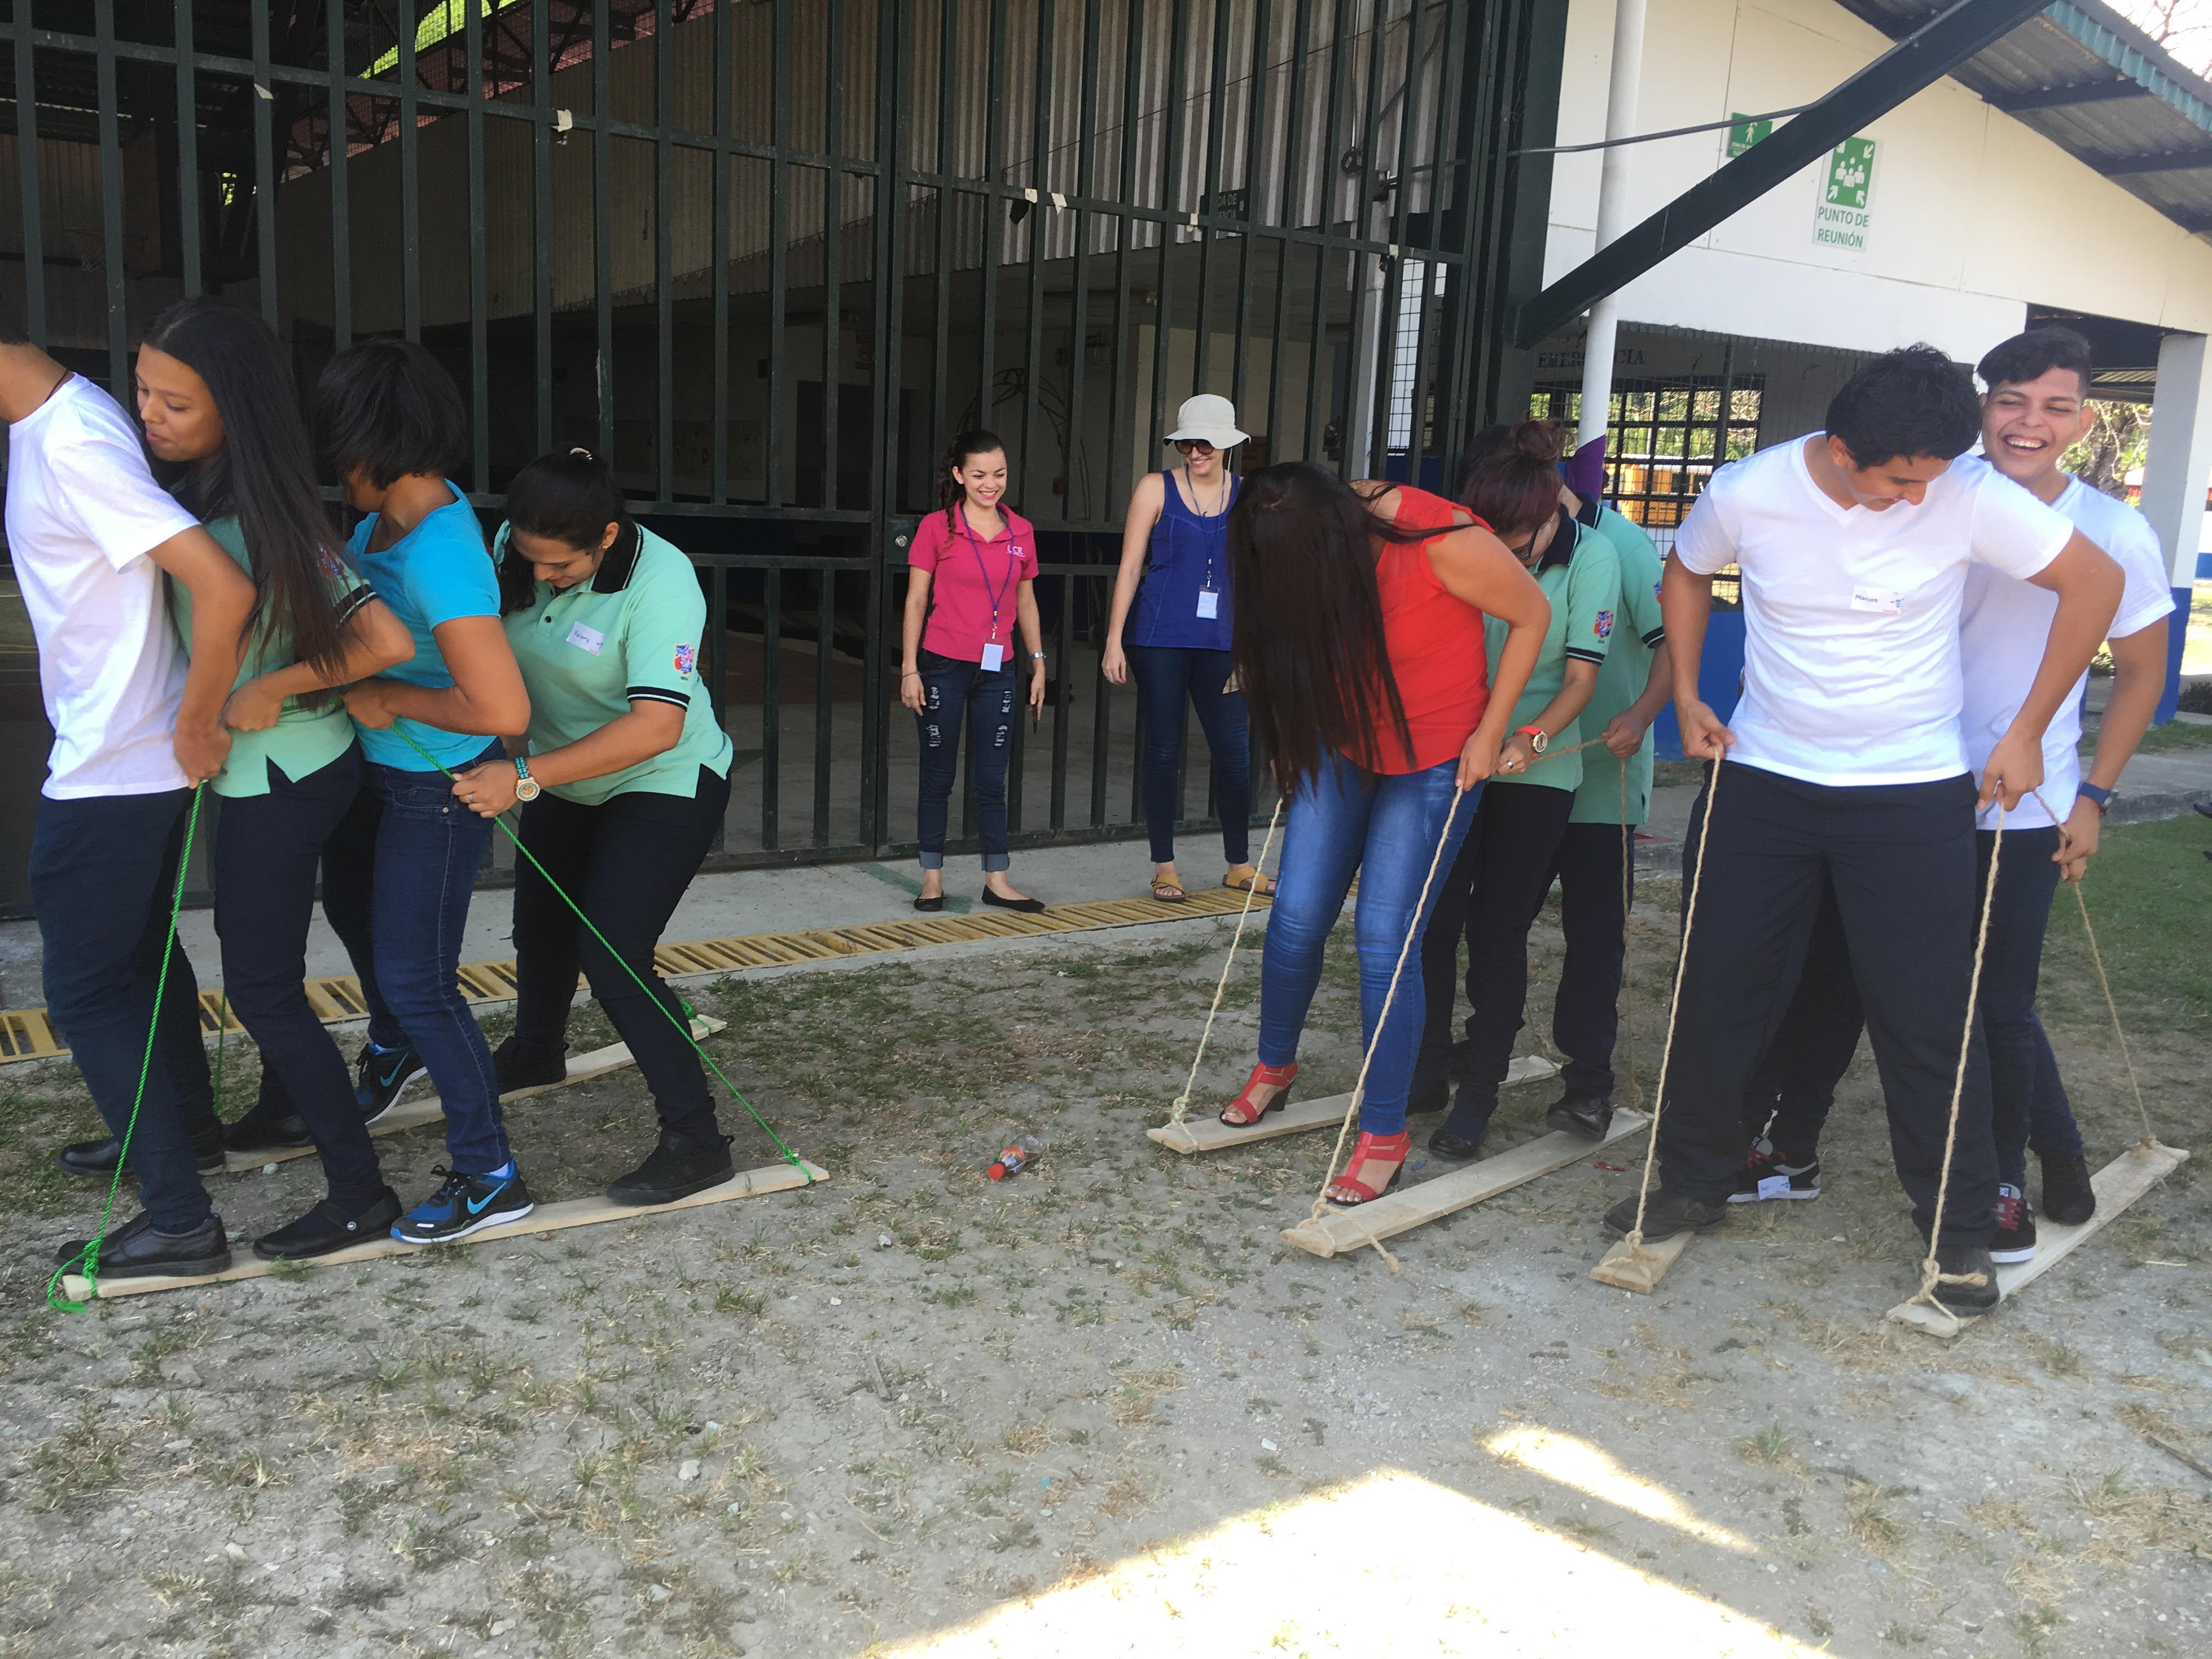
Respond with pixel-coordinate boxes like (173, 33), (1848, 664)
(899, 429), (1047, 913)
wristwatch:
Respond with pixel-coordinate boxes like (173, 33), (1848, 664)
(514, 755), (541, 803)
(1515, 725), (1549, 755)
(2075, 780), (2112, 816)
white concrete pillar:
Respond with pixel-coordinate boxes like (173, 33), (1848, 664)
(2140, 330), (2212, 721)
(1577, 0), (1648, 454)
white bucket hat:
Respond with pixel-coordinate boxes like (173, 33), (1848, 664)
(1164, 393), (1250, 451)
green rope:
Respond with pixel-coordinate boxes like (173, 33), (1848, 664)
(47, 785), (207, 1313)
(395, 727), (811, 1180)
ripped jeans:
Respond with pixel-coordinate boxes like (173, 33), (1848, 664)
(914, 648), (1017, 871)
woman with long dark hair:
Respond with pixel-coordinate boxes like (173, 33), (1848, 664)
(898, 429), (1048, 912)
(1413, 421), (1623, 1161)
(452, 449), (738, 1205)
(1100, 394), (1265, 901)
(122, 298), (416, 1258)
(1217, 462), (1549, 1205)
(318, 339), (535, 1246)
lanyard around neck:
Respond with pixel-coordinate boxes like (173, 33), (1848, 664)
(957, 507), (1017, 640)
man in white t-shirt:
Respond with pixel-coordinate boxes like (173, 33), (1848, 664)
(1730, 328), (2175, 1263)
(2, 318), (257, 1281)
(1609, 345), (2122, 1313)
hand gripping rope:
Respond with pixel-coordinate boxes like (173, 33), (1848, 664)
(46, 787), (207, 1313)
(393, 727), (811, 1182)
(1304, 785), (1474, 1272)
(1165, 799), (1284, 1129)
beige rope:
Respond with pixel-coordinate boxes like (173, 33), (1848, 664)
(2028, 786), (2158, 1150)
(1905, 804), (2007, 1318)
(1306, 784), (1474, 1264)
(1618, 758), (1725, 1258)
(1165, 798), (1285, 1127)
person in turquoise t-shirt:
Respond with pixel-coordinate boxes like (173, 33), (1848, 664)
(1542, 492), (1671, 1137)
(55, 299), (419, 1262)
(451, 449), (740, 1208)
(314, 340), (535, 1248)
(1414, 422), (1621, 1160)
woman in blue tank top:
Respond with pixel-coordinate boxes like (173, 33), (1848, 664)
(1102, 396), (1267, 901)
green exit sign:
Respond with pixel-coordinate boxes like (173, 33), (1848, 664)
(1824, 137), (1876, 210)
(1726, 113), (1772, 159)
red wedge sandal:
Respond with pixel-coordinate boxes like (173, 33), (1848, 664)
(1325, 1130), (1412, 1205)
(1220, 1059), (1297, 1128)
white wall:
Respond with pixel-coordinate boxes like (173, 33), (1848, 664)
(1544, 0), (2212, 358)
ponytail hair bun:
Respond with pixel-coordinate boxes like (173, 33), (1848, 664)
(1456, 417), (1567, 538)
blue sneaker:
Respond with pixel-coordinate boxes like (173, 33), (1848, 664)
(356, 1041), (428, 1125)
(390, 1165), (535, 1244)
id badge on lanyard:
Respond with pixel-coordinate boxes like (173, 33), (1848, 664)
(1196, 589), (1219, 620)
(962, 514), (1018, 672)
(980, 642), (1006, 671)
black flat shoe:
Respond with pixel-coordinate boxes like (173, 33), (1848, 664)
(912, 894), (945, 913)
(54, 1210), (231, 1279)
(58, 1122), (227, 1180)
(221, 1107), (315, 1154)
(980, 888), (1047, 914)
(1603, 1187), (1728, 1240)
(607, 1128), (736, 1206)
(1426, 1124), (1485, 1160)
(253, 1188), (404, 1260)
(1544, 1090), (1614, 1139)
(493, 1034), (569, 1096)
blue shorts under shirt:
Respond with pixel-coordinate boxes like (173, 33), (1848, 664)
(347, 484), (503, 770)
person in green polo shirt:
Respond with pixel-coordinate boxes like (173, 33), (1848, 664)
(1541, 491), (1671, 1139)
(452, 449), (737, 1207)
(1413, 421), (1622, 1160)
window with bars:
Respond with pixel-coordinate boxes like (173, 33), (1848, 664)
(1531, 377), (1764, 539)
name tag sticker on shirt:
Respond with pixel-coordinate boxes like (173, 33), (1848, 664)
(566, 620), (606, 656)
(980, 642), (1006, 672)
(1849, 587), (1902, 617)
(1196, 590), (1220, 619)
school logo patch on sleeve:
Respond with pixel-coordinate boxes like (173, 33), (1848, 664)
(1593, 611), (1615, 639)
(317, 548), (347, 579)
(673, 644), (698, 678)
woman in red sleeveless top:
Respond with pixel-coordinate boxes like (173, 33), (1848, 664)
(1215, 463), (1549, 1204)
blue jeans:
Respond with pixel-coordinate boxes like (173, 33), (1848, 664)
(30, 789), (217, 1232)
(1257, 752), (1478, 1137)
(915, 649), (1016, 871)
(322, 742), (511, 1175)
(1126, 643), (1250, 866)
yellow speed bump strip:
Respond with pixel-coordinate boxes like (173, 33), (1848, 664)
(2, 884), (1268, 1064)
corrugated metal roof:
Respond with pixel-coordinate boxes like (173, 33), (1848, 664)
(1833, 0), (2212, 242)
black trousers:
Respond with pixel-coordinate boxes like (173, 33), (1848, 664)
(1414, 781), (1576, 1130)
(212, 749), (388, 1206)
(509, 768), (731, 1141)
(1666, 761), (1996, 1241)
(1740, 879), (1863, 1157)
(1548, 820), (1635, 1101)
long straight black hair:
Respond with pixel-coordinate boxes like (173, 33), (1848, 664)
(1227, 462), (1429, 790)
(141, 298), (351, 687)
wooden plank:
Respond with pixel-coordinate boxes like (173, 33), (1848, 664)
(62, 1158), (830, 1302)
(1887, 1141), (2190, 1337)
(1592, 1227), (1696, 1293)
(1147, 1055), (1562, 1156)
(220, 1017), (725, 1175)
(1279, 1108), (1650, 1258)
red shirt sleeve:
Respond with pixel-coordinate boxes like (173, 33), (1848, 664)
(908, 510), (951, 573)
(1011, 512), (1040, 581)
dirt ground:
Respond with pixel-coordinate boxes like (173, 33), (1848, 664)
(0, 826), (2208, 1658)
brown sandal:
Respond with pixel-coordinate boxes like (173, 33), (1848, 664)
(1223, 865), (1276, 895)
(1150, 874), (1187, 902)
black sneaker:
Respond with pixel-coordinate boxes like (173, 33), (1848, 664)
(1728, 1136), (1822, 1204)
(607, 1128), (736, 1207)
(1922, 1234), (2000, 1313)
(221, 1105), (315, 1154)
(1989, 1183), (2038, 1265)
(2038, 1150), (2096, 1226)
(1603, 1187), (1728, 1240)
(493, 1034), (569, 1096)
(53, 1210), (231, 1280)
(57, 1122), (227, 1180)
(390, 1165), (535, 1245)
(355, 1042), (427, 1124)
(1544, 1090), (1613, 1139)
(253, 1188), (404, 1261)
